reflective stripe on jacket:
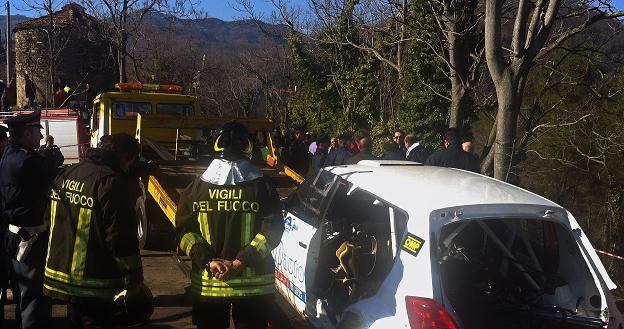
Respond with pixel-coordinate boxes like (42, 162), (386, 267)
(43, 152), (143, 302)
(176, 173), (283, 299)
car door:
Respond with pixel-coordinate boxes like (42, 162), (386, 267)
(273, 170), (347, 314)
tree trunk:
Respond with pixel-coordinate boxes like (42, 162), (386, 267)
(449, 76), (472, 130)
(118, 34), (128, 83)
(493, 72), (521, 181)
(447, 13), (474, 132)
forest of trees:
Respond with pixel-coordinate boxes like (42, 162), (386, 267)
(18, 0), (624, 287)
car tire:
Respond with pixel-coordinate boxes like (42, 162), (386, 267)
(136, 197), (150, 249)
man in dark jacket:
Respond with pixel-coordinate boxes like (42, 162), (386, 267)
(309, 134), (330, 175)
(43, 133), (144, 328)
(405, 133), (428, 163)
(381, 140), (405, 160)
(325, 134), (351, 166)
(38, 135), (64, 167)
(346, 137), (377, 165)
(0, 111), (57, 329)
(283, 124), (310, 175)
(176, 121), (284, 329)
(425, 129), (480, 173)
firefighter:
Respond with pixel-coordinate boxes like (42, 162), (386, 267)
(176, 121), (284, 329)
(43, 133), (145, 328)
(0, 111), (56, 329)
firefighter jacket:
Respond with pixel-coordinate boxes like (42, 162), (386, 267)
(176, 160), (284, 300)
(43, 148), (143, 302)
(0, 142), (57, 227)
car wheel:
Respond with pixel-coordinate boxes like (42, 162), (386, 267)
(136, 197), (150, 249)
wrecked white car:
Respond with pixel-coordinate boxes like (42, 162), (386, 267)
(272, 160), (624, 329)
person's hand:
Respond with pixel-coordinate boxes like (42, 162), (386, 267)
(215, 259), (245, 282)
(208, 259), (228, 277)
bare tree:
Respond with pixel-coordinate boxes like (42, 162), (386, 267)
(80, 0), (199, 83)
(484, 0), (624, 180)
(20, 0), (72, 106)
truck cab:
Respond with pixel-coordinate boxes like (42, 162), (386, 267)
(90, 83), (200, 148)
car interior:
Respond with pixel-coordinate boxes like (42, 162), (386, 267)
(308, 185), (407, 324)
(437, 218), (606, 329)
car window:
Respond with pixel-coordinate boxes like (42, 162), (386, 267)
(112, 102), (151, 119)
(288, 171), (343, 227)
(156, 103), (193, 115)
(325, 188), (407, 258)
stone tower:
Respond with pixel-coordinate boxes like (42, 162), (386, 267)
(14, 3), (116, 108)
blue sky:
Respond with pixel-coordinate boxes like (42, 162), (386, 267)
(200, 0), (305, 21)
(9, 0), (307, 21)
(200, 0), (624, 20)
(9, 0), (624, 21)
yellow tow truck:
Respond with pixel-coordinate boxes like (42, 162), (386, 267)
(89, 83), (287, 249)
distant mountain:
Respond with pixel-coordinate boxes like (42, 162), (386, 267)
(0, 15), (33, 34)
(0, 11), (287, 51)
(142, 13), (287, 49)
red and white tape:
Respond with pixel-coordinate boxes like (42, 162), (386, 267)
(595, 249), (624, 261)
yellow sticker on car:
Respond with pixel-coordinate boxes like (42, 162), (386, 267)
(402, 233), (425, 257)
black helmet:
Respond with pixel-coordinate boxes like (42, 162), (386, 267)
(112, 283), (154, 327)
(212, 120), (254, 160)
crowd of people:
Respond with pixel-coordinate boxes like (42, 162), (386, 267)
(282, 125), (481, 176)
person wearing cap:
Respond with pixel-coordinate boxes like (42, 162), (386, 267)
(176, 121), (283, 329)
(309, 134), (330, 175)
(425, 129), (480, 173)
(0, 111), (56, 328)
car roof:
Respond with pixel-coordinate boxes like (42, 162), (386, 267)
(324, 160), (558, 214)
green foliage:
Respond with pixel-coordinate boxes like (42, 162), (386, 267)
(399, 18), (450, 149)
(284, 0), (450, 152)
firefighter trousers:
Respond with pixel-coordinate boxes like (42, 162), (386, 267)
(192, 295), (271, 329)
